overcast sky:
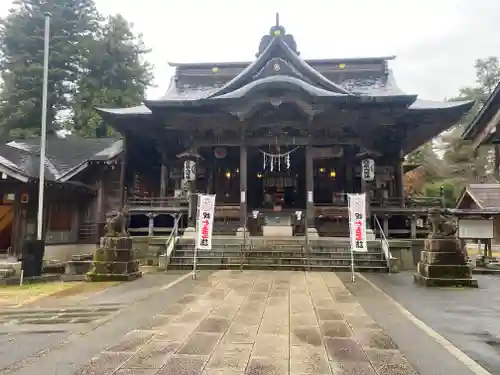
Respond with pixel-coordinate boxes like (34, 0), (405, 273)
(2, 0), (500, 101)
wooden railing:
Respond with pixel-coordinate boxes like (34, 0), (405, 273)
(315, 195), (442, 208)
(371, 196), (443, 207)
(126, 196), (189, 208)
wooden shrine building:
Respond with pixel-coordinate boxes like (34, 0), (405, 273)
(96, 20), (473, 238)
(462, 81), (500, 176)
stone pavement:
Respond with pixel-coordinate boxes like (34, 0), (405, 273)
(74, 271), (417, 375)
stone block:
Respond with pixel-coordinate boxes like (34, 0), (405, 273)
(87, 235), (141, 283)
(424, 238), (460, 252)
(100, 236), (132, 250)
(94, 248), (135, 262)
(414, 236), (478, 288)
(66, 260), (93, 275)
(86, 272), (141, 282)
(417, 263), (472, 279)
(420, 251), (467, 265)
(413, 273), (478, 288)
(262, 225), (293, 237)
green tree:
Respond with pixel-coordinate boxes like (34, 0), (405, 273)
(71, 14), (153, 137)
(439, 57), (500, 186)
(0, 0), (101, 137)
(405, 143), (444, 182)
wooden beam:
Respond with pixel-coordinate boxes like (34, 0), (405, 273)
(472, 108), (500, 150)
(193, 136), (365, 147)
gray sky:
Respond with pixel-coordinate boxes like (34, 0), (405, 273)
(2, 0), (500, 101)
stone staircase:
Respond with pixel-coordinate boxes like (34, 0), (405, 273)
(168, 236), (389, 272)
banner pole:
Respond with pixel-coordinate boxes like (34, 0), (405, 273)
(192, 246), (198, 280)
(348, 195), (356, 283)
(192, 193), (200, 280)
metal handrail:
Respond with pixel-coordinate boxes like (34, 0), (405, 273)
(240, 216), (247, 271)
(373, 215), (392, 272)
(160, 214), (183, 270)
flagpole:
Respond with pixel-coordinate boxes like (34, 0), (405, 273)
(192, 194), (199, 280)
(348, 195), (356, 283)
(36, 12), (51, 241)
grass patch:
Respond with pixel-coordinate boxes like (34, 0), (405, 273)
(0, 281), (119, 306)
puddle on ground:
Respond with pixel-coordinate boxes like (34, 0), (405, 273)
(293, 327), (322, 346)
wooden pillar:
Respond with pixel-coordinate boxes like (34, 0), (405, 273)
(160, 151), (168, 198)
(383, 215), (389, 237)
(119, 136), (127, 207)
(410, 214), (417, 239)
(306, 145), (315, 228)
(360, 176), (372, 226)
(187, 152), (198, 229)
(395, 150), (405, 207)
(494, 146), (500, 180)
(240, 145), (247, 227)
(148, 213), (155, 236)
(359, 156), (376, 235)
(345, 161), (352, 193)
(11, 186), (21, 256)
(96, 177), (105, 222)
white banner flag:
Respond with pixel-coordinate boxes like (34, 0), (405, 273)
(348, 194), (368, 252)
(196, 194), (216, 250)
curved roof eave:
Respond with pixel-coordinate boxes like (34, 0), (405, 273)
(211, 75), (350, 100)
(403, 104), (475, 154)
(408, 99), (475, 112)
(276, 38), (351, 95)
(95, 105), (152, 116)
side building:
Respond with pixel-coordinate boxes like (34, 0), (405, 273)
(462, 82), (500, 175)
(0, 136), (123, 259)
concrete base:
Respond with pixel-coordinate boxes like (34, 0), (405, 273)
(413, 273), (478, 288)
(307, 227), (319, 238)
(236, 227), (249, 237)
(263, 225), (293, 237)
(182, 227), (197, 238)
(366, 228), (376, 241)
(86, 272), (142, 282)
(414, 237), (478, 288)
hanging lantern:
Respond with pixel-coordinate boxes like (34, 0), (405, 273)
(214, 147), (227, 159)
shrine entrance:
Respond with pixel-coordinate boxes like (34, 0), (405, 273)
(247, 146), (306, 211)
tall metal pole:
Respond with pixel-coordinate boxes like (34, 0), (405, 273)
(36, 13), (51, 241)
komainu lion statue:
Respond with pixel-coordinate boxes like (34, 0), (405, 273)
(105, 205), (130, 237)
(427, 207), (457, 238)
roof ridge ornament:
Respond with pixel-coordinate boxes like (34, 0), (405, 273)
(257, 13), (299, 57)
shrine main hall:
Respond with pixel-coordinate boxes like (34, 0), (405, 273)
(97, 20), (473, 238)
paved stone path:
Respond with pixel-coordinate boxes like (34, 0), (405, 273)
(74, 271), (418, 375)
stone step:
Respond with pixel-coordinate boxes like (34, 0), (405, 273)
(167, 262), (387, 272)
(0, 268), (15, 278)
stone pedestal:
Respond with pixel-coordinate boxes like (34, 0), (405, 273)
(307, 227), (319, 238)
(263, 225), (293, 237)
(183, 227), (197, 239)
(366, 228), (376, 241)
(414, 237), (478, 288)
(86, 236), (141, 282)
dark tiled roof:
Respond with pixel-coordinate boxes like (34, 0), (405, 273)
(0, 136), (122, 182)
(95, 23), (473, 155)
(461, 184), (500, 209)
